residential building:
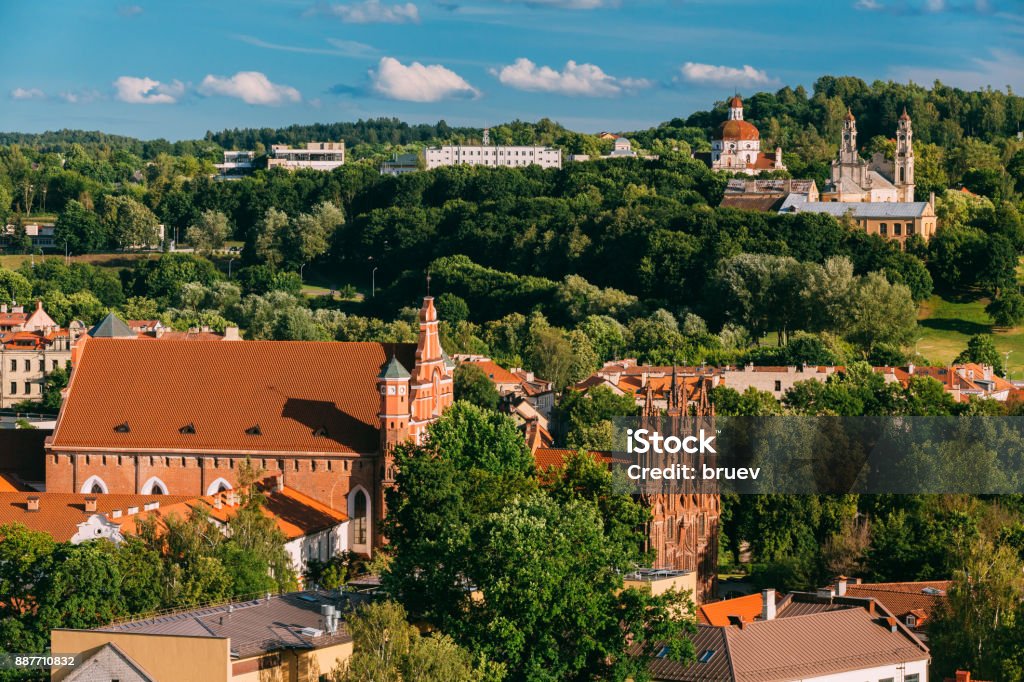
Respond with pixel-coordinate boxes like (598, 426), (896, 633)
(779, 192), (938, 244)
(720, 178), (819, 211)
(696, 96), (785, 176)
(455, 355), (555, 418)
(651, 589), (930, 682)
(380, 152), (421, 176)
(836, 577), (950, 641)
(0, 301), (75, 408)
(823, 108), (915, 202)
(52, 590), (354, 682)
(425, 129), (562, 170)
(46, 297), (454, 554)
(213, 150), (255, 179)
(624, 568), (698, 598)
(1, 221), (57, 250)
(267, 142), (345, 171)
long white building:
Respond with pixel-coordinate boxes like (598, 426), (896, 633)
(425, 131), (561, 170)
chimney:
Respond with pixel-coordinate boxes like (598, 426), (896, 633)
(26, 496), (40, 511)
(84, 496), (98, 512)
(884, 616), (898, 633)
(275, 474), (284, 493)
(223, 326), (241, 341)
(816, 586), (836, 599)
(834, 575), (848, 596)
(956, 671), (971, 682)
(1, 304), (7, 313)
(761, 588), (776, 621)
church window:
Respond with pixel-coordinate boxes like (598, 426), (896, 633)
(900, 167), (906, 183)
(91, 483), (104, 494)
(353, 489), (368, 545)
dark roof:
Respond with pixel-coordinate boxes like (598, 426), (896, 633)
(88, 313), (136, 338)
(649, 625), (733, 682)
(98, 590), (352, 659)
(720, 196), (786, 212)
(378, 355), (411, 379)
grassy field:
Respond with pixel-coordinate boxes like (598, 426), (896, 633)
(917, 295), (1024, 379)
(0, 252), (158, 270)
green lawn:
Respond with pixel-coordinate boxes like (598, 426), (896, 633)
(917, 294), (1024, 379)
(0, 252), (157, 270)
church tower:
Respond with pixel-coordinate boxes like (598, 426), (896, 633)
(408, 296), (454, 445)
(895, 107), (916, 202)
(727, 95), (744, 120)
(838, 109), (859, 165)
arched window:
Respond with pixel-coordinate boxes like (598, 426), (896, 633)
(353, 489), (368, 546)
(432, 370), (442, 415)
(900, 167), (906, 183)
(80, 475), (108, 495)
(140, 476), (168, 495)
(206, 478), (232, 496)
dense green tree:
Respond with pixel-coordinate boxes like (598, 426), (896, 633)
(453, 363), (501, 411)
(185, 209), (230, 255)
(955, 334), (1006, 376)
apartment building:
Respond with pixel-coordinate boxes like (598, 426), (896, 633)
(267, 142), (345, 171)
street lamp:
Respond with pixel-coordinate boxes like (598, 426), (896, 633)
(372, 267), (378, 297)
(300, 263), (306, 283)
(228, 256), (236, 279)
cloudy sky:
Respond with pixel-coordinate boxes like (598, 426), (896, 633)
(1, 0), (1021, 140)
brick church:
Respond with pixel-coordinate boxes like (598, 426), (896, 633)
(45, 296), (454, 555)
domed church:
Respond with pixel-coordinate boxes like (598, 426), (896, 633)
(708, 96), (786, 175)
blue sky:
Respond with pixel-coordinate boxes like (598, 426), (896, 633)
(0, 0), (1021, 140)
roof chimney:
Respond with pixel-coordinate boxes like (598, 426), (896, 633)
(26, 496), (40, 512)
(955, 671), (971, 682)
(84, 496), (98, 512)
(275, 474), (284, 493)
(761, 588), (776, 621)
(834, 576), (848, 597)
(816, 586), (836, 599)
(223, 326), (241, 341)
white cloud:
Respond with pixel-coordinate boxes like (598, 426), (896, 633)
(198, 71), (301, 105)
(307, 0), (419, 23)
(117, 4), (143, 16)
(10, 87), (45, 100)
(507, 0), (614, 7)
(371, 57), (478, 101)
(58, 89), (102, 104)
(113, 76), (184, 104)
(676, 62), (778, 88)
(854, 0), (993, 12)
(234, 34), (378, 58)
(492, 58), (650, 97)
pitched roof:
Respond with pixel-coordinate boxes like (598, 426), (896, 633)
(653, 601), (928, 682)
(845, 581), (951, 624)
(378, 355), (411, 379)
(96, 590), (352, 659)
(698, 593), (766, 627)
(52, 338), (416, 455)
(0, 493), (193, 542)
(88, 313), (136, 338)
(779, 194), (931, 219)
(648, 625), (733, 682)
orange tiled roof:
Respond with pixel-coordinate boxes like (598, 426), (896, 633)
(845, 581), (950, 625)
(698, 593), (766, 626)
(51, 338), (416, 455)
(467, 359), (521, 386)
(118, 483), (348, 540)
(0, 493), (193, 542)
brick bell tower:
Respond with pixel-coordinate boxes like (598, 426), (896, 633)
(408, 296), (454, 444)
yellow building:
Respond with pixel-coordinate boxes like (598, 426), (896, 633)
(52, 591), (354, 682)
(779, 193), (938, 245)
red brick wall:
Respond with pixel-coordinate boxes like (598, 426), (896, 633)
(46, 451), (381, 514)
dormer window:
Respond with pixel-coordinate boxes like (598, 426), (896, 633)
(313, 426), (328, 437)
(179, 423), (196, 435)
(114, 422), (130, 433)
(245, 425), (262, 436)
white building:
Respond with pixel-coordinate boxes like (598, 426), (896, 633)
(268, 142), (345, 171)
(214, 150), (255, 179)
(425, 130), (561, 170)
(706, 96), (785, 176)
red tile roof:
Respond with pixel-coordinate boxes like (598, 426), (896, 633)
(0, 493), (193, 542)
(844, 581), (950, 626)
(51, 338), (415, 455)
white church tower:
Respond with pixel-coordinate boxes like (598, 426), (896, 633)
(895, 108), (915, 202)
